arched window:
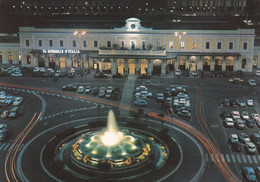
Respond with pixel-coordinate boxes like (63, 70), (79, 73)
(242, 59), (247, 68)
(27, 55), (31, 64)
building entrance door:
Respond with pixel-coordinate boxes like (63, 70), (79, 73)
(59, 57), (66, 69)
(128, 59), (136, 74)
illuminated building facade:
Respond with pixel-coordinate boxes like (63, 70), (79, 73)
(18, 18), (257, 75)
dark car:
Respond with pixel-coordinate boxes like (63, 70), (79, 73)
(137, 74), (151, 79)
(224, 99), (230, 107)
(220, 111), (231, 119)
(62, 84), (77, 91)
(91, 87), (99, 95)
(112, 73), (124, 78)
(94, 72), (108, 78)
(251, 133), (260, 151)
(231, 142), (242, 152)
(246, 119), (255, 128)
(230, 99), (237, 107)
(68, 72), (75, 78)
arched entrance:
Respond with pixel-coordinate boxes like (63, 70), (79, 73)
(241, 58), (247, 69)
(59, 56), (66, 70)
(48, 54), (56, 68)
(226, 57), (234, 71)
(214, 57), (223, 71)
(102, 58), (112, 74)
(203, 56), (211, 71)
(128, 59), (136, 74)
(116, 59), (125, 75)
(38, 55), (45, 67)
(140, 59), (148, 74)
(189, 56), (197, 71)
(179, 56), (186, 70)
(152, 59), (162, 75)
(72, 54), (80, 68)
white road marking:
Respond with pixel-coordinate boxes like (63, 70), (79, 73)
(225, 154), (230, 162)
(237, 155), (242, 163)
(231, 154), (236, 163)
(3, 143), (11, 151)
(0, 143), (6, 150)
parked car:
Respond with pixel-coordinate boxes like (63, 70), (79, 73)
(62, 84), (77, 91)
(77, 86), (85, 93)
(8, 112), (18, 118)
(175, 69), (181, 76)
(231, 111), (240, 119)
(242, 111), (250, 120)
(112, 73), (124, 78)
(224, 118), (234, 127)
(251, 113), (259, 120)
(242, 167), (257, 182)
(0, 124), (8, 141)
(192, 71), (198, 76)
(134, 99), (148, 106)
(91, 87), (99, 95)
(13, 97), (23, 106)
(106, 86), (113, 94)
(105, 93), (112, 99)
(10, 106), (19, 113)
(232, 142), (242, 152)
(229, 77), (244, 84)
(234, 118), (245, 129)
(245, 142), (257, 154)
(1, 110), (10, 119)
(98, 91), (105, 97)
(248, 79), (257, 86)
(68, 71), (75, 78)
(84, 86), (92, 93)
(220, 111), (231, 119)
(229, 134), (239, 144)
(239, 133), (250, 143)
(247, 99), (254, 106)
(250, 133), (260, 147)
(246, 119), (255, 128)
(255, 70), (260, 76)
(255, 118), (260, 128)
(176, 110), (191, 118)
(224, 99), (230, 107)
(94, 72), (108, 78)
(156, 93), (164, 102)
(236, 99), (246, 107)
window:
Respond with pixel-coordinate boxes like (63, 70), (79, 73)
(120, 41), (124, 48)
(155, 40), (160, 48)
(131, 40), (136, 49)
(26, 55), (31, 64)
(60, 40), (64, 47)
(229, 42), (233, 50)
(94, 40), (98, 48)
(73, 40), (77, 47)
(192, 42), (196, 49)
(49, 40), (53, 47)
(169, 41), (174, 50)
(107, 41), (111, 48)
(26, 40), (30, 47)
(242, 59), (247, 68)
(8, 55), (13, 63)
(38, 40), (42, 47)
(205, 42), (210, 49)
(142, 41), (146, 50)
(243, 42), (248, 50)
(217, 42), (222, 49)
(83, 40), (87, 48)
(181, 41), (185, 49)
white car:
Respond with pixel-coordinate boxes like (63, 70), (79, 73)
(33, 67), (39, 73)
(166, 97), (172, 105)
(106, 86), (113, 93)
(229, 134), (239, 143)
(245, 142), (257, 154)
(224, 118), (234, 127)
(84, 86), (91, 93)
(175, 69), (181, 76)
(11, 72), (23, 77)
(255, 70), (260, 76)
(242, 111), (249, 120)
(247, 99), (253, 106)
(231, 111), (240, 119)
(147, 92), (152, 98)
(70, 68), (75, 73)
(192, 71), (198, 76)
(156, 93), (164, 102)
(248, 79), (257, 86)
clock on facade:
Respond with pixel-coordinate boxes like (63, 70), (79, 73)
(131, 24), (136, 29)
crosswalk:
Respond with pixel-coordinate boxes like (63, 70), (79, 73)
(0, 142), (24, 152)
(205, 153), (260, 164)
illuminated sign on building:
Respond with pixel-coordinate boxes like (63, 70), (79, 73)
(42, 49), (80, 54)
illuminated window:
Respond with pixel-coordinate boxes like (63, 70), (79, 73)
(181, 41), (185, 49)
(8, 55), (13, 63)
(192, 42), (196, 49)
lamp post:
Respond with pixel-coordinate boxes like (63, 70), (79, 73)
(74, 30), (86, 70)
(175, 31), (186, 55)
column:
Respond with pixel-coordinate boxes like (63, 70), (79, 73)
(210, 57), (214, 71)
(124, 59), (128, 74)
(234, 57), (239, 71)
(185, 57), (190, 70)
(148, 59), (152, 75)
(33, 55), (37, 67)
(174, 57), (179, 70)
(197, 56), (202, 71)
(161, 59), (166, 75)
(66, 55), (71, 68)
(100, 59), (103, 71)
(257, 55), (260, 69)
(136, 59), (140, 74)
(111, 59), (116, 75)
(222, 58), (227, 71)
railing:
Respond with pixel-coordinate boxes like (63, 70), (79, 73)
(99, 49), (166, 56)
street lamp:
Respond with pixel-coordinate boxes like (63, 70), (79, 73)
(74, 30), (86, 69)
(175, 31), (186, 54)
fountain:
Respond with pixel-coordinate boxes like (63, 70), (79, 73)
(50, 109), (180, 181)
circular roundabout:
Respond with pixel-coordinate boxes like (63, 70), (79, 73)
(17, 110), (205, 182)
